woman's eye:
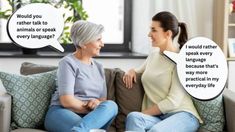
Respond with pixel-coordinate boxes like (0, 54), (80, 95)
(151, 29), (156, 32)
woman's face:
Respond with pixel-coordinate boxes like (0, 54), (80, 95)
(84, 35), (104, 57)
(148, 21), (168, 47)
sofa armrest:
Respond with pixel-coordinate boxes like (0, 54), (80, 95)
(223, 89), (235, 132)
(0, 93), (11, 132)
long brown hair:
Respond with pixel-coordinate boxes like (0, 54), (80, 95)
(152, 11), (188, 49)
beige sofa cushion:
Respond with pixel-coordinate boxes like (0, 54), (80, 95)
(20, 62), (57, 75)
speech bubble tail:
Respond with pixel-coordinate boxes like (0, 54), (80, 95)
(50, 42), (64, 52)
(163, 51), (179, 64)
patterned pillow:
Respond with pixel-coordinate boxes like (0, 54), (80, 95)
(0, 70), (56, 129)
(193, 95), (225, 132)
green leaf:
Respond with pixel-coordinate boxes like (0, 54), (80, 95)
(64, 26), (69, 30)
(65, 16), (73, 23)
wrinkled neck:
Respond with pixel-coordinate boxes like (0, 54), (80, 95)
(73, 50), (92, 65)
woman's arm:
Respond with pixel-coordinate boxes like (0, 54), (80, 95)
(143, 68), (186, 116)
(60, 95), (107, 113)
(123, 58), (148, 89)
(57, 60), (90, 113)
(142, 104), (161, 116)
(98, 97), (107, 101)
(134, 58), (147, 74)
(60, 95), (90, 114)
(157, 69), (186, 114)
(86, 98), (105, 110)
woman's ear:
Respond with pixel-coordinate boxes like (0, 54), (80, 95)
(81, 45), (87, 49)
(166, 30), (173, 39)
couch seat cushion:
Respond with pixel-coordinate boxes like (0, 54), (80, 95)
(12, 128), (46, 132)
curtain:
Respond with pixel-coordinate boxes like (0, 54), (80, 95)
(132, 0), (214, 54)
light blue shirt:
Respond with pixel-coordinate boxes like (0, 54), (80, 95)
(50, 54), (107, 106)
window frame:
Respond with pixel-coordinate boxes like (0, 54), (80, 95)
(0, 0), (132, 53)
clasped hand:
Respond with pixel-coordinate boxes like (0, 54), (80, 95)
(83, 99), (101, 110)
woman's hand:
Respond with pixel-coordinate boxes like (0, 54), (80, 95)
(79, 103), (91, 113)
(122, 69), (137, 89)
(84, 99), (101, 110)
(142, 104), (161, 116)
(60, 95), (90, 114)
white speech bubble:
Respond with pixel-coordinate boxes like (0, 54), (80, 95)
(164, 37), (228, 100)
(7, 3), (64, 52)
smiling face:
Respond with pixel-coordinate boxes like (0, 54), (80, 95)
(148, 21), (169, 48)
(83, 35), (104, 57)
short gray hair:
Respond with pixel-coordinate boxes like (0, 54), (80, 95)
(70, 20), (104, 48)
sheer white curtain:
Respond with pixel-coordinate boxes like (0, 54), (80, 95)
(0, 1), (2, 41)
(132, 0), (214, 54)
(0, 0), (12, 42)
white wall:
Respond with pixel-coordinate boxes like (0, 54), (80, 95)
(228, 61), (235, 92)
(132, 0), (214, 54)
(0, 58), (145, 74)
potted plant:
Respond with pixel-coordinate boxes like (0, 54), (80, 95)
(0, 0), (88, 54)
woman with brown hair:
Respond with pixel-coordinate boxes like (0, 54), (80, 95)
(123, 11), (202, 132)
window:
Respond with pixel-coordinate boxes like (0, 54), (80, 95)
(83, 0), (124, 44)
(0, 0), (132, 52)
(0, 0), (11, 43)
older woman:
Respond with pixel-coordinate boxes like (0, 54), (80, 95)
(44, 20), (118, 132)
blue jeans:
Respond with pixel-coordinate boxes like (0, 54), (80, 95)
(44, 100), (118, 132)
(126, 111), (199, 132)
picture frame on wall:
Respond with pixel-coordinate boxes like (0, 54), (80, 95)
(228, 38), (235, 57)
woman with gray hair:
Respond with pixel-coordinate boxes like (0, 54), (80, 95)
(44, 20), (118, 132)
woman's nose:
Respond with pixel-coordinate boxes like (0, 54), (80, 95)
(148, 32), (151, 37)
(100, 41), (104, 47)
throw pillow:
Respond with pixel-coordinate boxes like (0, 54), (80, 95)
(193, 95), (225, 132)
(0, 70), (57, 129)
(115, 69), (144, 131)
(104, 68), (118, 101)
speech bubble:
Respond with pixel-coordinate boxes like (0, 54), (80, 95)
(7, 3), (64, 52)
(164, 37), (227, 100)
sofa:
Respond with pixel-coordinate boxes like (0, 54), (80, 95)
(0, 62), (235, 132)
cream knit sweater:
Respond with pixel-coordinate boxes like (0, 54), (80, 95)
(135, 47), (202, 123)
